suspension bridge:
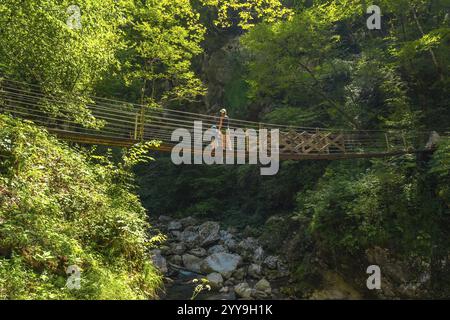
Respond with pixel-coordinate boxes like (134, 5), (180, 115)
(0, 77), (443, 161)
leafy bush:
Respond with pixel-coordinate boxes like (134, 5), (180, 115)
(295, 157), (446, 255)
(0, 115), (162, 299)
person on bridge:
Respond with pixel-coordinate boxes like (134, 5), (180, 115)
(218, 108), (231, 150)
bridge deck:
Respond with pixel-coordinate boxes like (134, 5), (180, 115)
(0, 77), (440, 161)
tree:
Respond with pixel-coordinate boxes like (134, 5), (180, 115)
(0, 0), (126, 126)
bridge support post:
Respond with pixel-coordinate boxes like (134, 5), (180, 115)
(134, 106), (145, 142)
(402, 130), (408, 151)
(134, 113), (139, 140)
(384, 133), (390, 152)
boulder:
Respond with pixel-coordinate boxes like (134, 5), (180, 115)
(168, 255), (182, 265)
(255, 278), (271, 294)
(201, 253), (242, 278)
(263, 256), (279, 270)
(171, 243), (186, 255)
(219, 286), (229, 293)
(234, 282), (254, 299)
(179, 216), (197, 228)
(223, 238), (237, 250)
(238, 237), (260, 252)
(168, 220), (182, 231)
(248, 264), (262, 278)
(206, 291), (236, 300)
(179, 226), (200, 248)
(208, 244), (228, 255)
(253, 246), (265, 263)
(158, 215), (171, 223)
(171, 230), (182, 239)
(207, 272), (224, 289)
(219, 230), (234, 242)
(190, 247), (207, 258)
(198, 221), (221, 246)
(151, 250), (168, 274)
(179, 222), (221, 248)
(253, 290), (269, 299)
(425, 131), (440, 150)
(227, 226), (238, 234)
(224, 279), (234, 286)
(159, 245), (171, 255)
(182, 254), (203, 273)
(232, 267), (247, 281)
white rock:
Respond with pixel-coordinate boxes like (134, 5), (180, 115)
(201, 253), (242, 277)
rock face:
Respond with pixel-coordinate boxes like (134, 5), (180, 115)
(310, 271), (362, 300)
(365, 246), (429, 299)
(201, 253), (242, 278)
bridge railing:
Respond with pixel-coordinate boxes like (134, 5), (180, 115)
(0, 77), (438, 158)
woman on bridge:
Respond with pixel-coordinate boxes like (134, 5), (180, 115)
(218, 108), (231, 150)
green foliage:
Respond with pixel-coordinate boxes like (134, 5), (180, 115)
(241, 0), (450, 129)
(430, 138), (450, 207)
(0, 0), (125, 125)
(121, 0), (206, 108)
(198, 0), (293, 30)
(136, 157), (326, 227)
(0, 115), (162, 299)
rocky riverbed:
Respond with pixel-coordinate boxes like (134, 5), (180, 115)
(150, 215), (291, 300)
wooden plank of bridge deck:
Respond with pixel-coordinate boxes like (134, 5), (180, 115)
(48, 131), (431, 161)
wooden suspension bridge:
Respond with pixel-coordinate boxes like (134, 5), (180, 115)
(0, 78), (444, 161)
